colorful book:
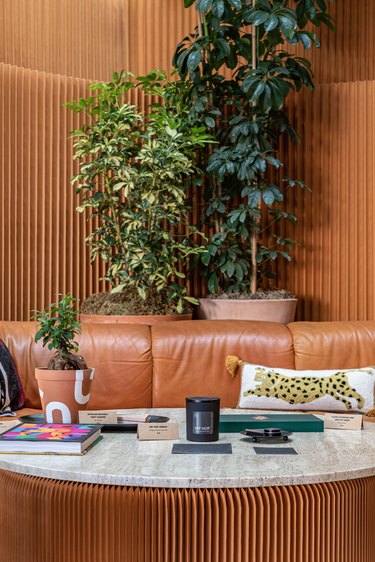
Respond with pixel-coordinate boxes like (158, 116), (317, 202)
(0, 423), (102, 454)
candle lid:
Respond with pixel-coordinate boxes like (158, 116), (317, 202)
(186, 396), (220, 403)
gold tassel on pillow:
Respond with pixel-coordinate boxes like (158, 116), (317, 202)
(226, 355), (245, 378)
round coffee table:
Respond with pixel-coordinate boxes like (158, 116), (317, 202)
(0, 408), (374, 562)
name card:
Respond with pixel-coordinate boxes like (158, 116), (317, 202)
(79, 410), (118, 424)
(324, 413), (363, 430)
(137, 422), (179, 441)
(0, 420), (20, 434)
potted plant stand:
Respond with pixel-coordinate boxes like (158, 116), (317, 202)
(196, 297), (297, 324)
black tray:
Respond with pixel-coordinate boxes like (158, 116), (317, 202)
(19, 414), (170, 432)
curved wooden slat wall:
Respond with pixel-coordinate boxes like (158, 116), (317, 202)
(0, 63), (109, 321)
(278, 80), (375, 320)
(0, 470), (374, 562)
(0, 0), (374, 320)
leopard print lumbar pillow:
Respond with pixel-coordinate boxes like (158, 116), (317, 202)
(226, 356), (375, 413)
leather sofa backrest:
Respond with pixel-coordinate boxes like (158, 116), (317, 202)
(151, 320), (294, 407)
(3, 320), (375, 411)
(289, 321), (375, 370)
(0, 322), (153, 409)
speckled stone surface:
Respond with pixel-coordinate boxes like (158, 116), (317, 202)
(0, 409), (374, 488)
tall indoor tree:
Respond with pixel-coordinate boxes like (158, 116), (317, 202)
(174, 0), (334, 295)
(67, 71), (212, 314)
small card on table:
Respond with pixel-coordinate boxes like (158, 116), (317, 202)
(79, 410), (118, 424)
(0, 420), (20, 435)
(137, 423), (179, 441)
(79, 410), (152, 425)
(323, 413), (363, 430)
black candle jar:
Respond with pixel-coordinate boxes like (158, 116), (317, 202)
(185, 396), (220, 442)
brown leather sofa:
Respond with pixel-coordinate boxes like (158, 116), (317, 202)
(2, 319), (375, 418)
(1, 320), (375, 562)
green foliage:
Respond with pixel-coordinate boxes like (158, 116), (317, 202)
(66, 71), (212, 313)
(33, 294), (81, 356)
(174, 0), (334, 293)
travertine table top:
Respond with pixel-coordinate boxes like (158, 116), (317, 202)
(0, 408), (374, 488)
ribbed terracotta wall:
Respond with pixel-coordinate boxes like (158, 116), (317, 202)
(279, 81), (375, 320)
(270, 1), (375, 319)
(1, 470), (374, 562)
(292, 2), (375, 85)
(0, 0), (197, 82)
(0, 0), (374, 320)
(0, 63), (109, 320)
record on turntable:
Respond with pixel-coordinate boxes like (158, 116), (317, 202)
(240, 427), (292, 443)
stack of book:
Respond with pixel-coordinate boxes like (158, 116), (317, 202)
(0, 423), (102, 455)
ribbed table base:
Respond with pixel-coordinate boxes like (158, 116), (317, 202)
(1, 471), (374, 562)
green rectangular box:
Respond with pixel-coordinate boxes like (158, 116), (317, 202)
(219, 413), (324, 433)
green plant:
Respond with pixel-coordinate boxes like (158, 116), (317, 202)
(66, 71), (212, 313)
(33, 294), (87, 370)
(174, 0), (334, 294)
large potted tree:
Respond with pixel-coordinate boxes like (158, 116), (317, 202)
(34, 294), (94, 423)
(174, 0), (334, 322)
(66, 71), (212, 323)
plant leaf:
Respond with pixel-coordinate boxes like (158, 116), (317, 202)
(205, 116), (216, 128)
(187, 49), (202, 71)
(196, 0), (212, 12)
(251, 11), (270, 26)
(228, 0), (242, 8)
(207, 273), (219, 293)
(212, 0), (225, 18)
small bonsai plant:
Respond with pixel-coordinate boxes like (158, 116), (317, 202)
(34, 294), (87, 370)
(66, 70), (212, 315)
(174, 0), (334, 297)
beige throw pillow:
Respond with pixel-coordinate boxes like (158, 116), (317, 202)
(226, 356), (375, 414)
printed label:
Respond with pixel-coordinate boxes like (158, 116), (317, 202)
(0, 420), (20, 434)
(79, 410), (118, 424)
(137, 422), (179, 441)
(323, 413), (363, 430)
(193, 411), (213, 434)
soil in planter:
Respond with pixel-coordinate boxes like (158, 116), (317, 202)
(206, 289), (296, 300)
(48, 352), (88, 370)
(81, 287), (191, 316)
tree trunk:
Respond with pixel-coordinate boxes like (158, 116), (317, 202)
(250, 12), (258, 295)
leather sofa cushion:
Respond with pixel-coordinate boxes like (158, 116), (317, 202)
(289, 321), (375, 369)
(0, 322), (152, 409)
(151, 320), (294, 408)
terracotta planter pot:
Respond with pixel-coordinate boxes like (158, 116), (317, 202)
(196, 298), (298, 324)
(35, 368), (95, 424)
(80, 313), (192, 325)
